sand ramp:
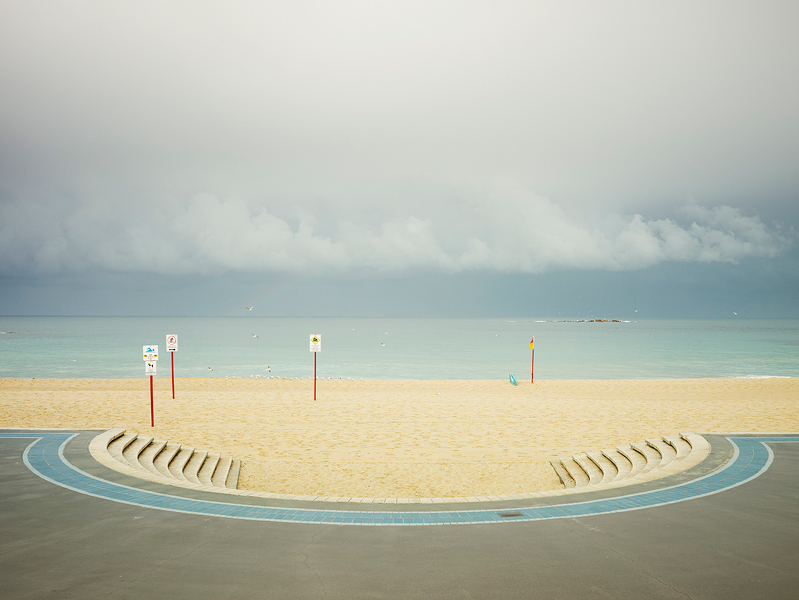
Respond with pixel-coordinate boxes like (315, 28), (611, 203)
(550, 433), (710, 491)
(90, 429), (240, 492)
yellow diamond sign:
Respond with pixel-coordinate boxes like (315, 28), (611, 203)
(310, 334), (321, 352)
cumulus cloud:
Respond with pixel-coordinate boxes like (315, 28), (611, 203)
(0, 191), (789, 277)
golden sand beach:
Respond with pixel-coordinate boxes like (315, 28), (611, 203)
(1, 377), (797, 498)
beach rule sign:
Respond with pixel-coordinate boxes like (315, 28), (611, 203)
(310, 334), (321, 352)
(310, 334), (321, 401)
(166, 334), (178, 352)
(143, 345), (159, 427)
(166, 335), (178, 399)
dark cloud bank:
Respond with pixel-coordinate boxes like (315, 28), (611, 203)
(1, 1), (797, 317)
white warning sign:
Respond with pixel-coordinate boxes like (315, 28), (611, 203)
(166, 334), (178, 352)
(310, 334), (321, 352)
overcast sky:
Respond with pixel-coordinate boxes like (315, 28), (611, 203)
(1, 1), (797, 317)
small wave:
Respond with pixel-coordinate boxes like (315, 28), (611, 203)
(734, 375), (793, 379)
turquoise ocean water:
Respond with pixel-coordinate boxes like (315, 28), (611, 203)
(0, 317), (796, 380)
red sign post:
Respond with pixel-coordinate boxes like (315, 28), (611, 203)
(145, 360), (157, 426)
(530, 336), (535, 383)
(143, 345), (158, 427)
(310, 334), (321, 401)
(166, 335), (178, 399)
(150, 374), (154, 426)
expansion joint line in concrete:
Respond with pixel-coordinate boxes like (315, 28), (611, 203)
(2, 431), (797, 526)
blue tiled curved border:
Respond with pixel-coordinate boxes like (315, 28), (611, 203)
(2, 431), (797, 526)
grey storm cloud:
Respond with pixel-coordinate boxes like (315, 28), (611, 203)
(1, 1), (797, 279)
(0, 190), (789, 276)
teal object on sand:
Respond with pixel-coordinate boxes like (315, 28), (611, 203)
(509, 373), (517, 386)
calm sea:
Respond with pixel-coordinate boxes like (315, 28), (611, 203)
(0, 317), (796, 380)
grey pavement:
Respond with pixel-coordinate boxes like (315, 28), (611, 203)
(1, 432), (797, 599)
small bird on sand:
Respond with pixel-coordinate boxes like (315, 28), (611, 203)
(252, 334), (259, 338)
(245, 306), (253, 311)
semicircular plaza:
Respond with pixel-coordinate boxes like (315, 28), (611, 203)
(2, 429), (797, 526)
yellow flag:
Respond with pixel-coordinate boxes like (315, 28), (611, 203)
(529, 337), (534, 349)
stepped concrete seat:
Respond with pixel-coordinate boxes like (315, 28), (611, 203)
(588, 452), (617, 484)
(122, 435), (153, 466)
(225, 459), (241, 489)
(153, 442), (182, 479)
(183, 450), (208, 484)
(169, 447), (194, 481)
(573, 453), (603, 485)
(197, 453), (220, 486)
(550, 460), (576, 489)
(602, 449), (632, 481)
(107, 431), (138, 467)
(681, 432), (711, 455)
(630, 442), (661, 475)
(548, 433), (711, 492)
(90, 429), (243, 494)
(560, 457), (590, 487)
(664, 436), (692, 460)
(647, 439), (677, 469)
(617, 445), (647, 478)
(138, 439), (167, 475)
(212, 456), (233, 488)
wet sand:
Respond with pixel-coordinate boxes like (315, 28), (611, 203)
(1, 377), (797, 498)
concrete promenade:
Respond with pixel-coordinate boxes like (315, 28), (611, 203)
(1, 430), (798, 598)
